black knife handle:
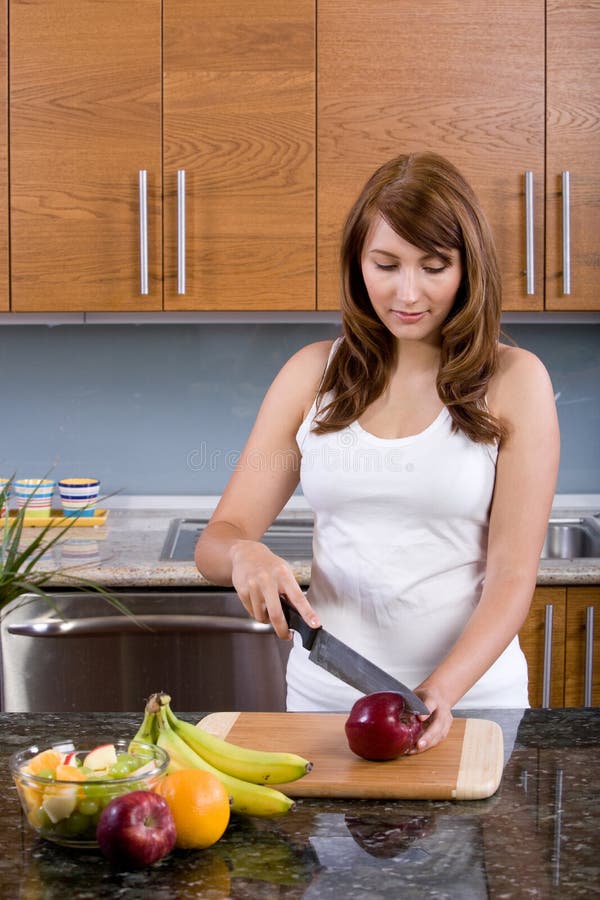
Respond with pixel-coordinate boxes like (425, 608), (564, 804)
(280, 596), (319, 651)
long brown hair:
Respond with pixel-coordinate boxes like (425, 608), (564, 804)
(314, 152), (506, 444)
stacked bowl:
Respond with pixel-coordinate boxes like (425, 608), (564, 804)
(13, 479), (56, 517)
(58, 478), (101, 517)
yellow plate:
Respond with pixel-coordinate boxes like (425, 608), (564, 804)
(0, 509), (109, 528)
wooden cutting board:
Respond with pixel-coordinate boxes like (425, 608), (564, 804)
(199, 712), (504, 801)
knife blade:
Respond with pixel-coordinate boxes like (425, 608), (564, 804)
(280, 597), (429, 715)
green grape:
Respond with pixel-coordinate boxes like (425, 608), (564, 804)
(37, 768), (55, 779)
(117, 752), (137, 768)
(109, 761), (131, 778)
(82, 781), (108, 801)
(52, 819), (73, 838)
(37, 808), (53, 829)
(77, 798), (98, 817)
(64, 811), (91, 836)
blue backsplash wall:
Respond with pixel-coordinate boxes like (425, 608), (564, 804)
(1, 323), (599, 495)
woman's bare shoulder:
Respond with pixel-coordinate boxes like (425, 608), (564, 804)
(268, 339), (337, 417)
(281, 338), (336, 385)
(489, 343), (555, 419)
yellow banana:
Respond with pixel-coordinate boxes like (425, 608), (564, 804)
(154, 704), (295, 818)
(130, 703), (158, 747)
(162, 696), (312, 785)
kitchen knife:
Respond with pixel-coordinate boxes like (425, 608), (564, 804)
(280, 597), (429, 715)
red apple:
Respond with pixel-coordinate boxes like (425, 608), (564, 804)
(96, 790), (176, 868)
(345, 692), (423, 761)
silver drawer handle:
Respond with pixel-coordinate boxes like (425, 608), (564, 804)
(139, 170), (149, 295)
(584, 605), (594, 707)
(7, 615), (275, 637)
(525, 171), (535, 295)
(562, 171), (571, 296)
(177, 169), (186, 295)
(542, 603), (553, 708)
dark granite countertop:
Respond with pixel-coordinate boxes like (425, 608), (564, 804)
(0, 708), (598, 898)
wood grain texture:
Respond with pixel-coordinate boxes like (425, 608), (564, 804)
(163, 1), (315, 310)
(564, 586), (600, 705)
(0, 0), (7, 310)
(518, 587), (567, 708)
(10, 1), (162, 311)
(317, 0), (545, 311)
(198, 711), (503, 800)
(546, 0), (600, 310)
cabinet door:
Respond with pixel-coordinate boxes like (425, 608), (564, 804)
(0, 0), (7, 311)
(565, 587), (600, 706)
(546, 1), (600, 310)
(519, 587), (566, 708)
(163, 1), (315, 310)
(318, 1), (545, 311)
(10, 1), (162, 312)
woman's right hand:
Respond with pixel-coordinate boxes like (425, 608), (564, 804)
(229, 539), (320, 639)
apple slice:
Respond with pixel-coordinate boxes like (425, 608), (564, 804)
(83, 743), (117, 772)
(42, 787), (78, 823)
(63, 751), (78, 767)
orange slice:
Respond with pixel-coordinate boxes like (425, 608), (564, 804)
(55, 764), (87, 782)
(25, 748), (63, 777)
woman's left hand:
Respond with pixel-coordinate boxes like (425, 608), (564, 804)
(409, 686), (453, 753)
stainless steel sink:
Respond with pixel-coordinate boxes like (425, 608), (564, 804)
(540, 517), (600, 560)
(161, 516), (314, 562)
(161, 513), (600, 563)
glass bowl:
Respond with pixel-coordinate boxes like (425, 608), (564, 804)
(10, 738), (169, 848)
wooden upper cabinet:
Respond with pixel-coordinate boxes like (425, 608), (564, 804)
(10, 1), (162, 312)
(546, 1), (600, 310)
(317, 1), (545, 311)
(163, 1), (315, 310)
(0, 0), (7, 311)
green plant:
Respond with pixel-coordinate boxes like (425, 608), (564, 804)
(0, 476), (131, 618)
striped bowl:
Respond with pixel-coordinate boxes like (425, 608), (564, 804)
(13, 479), (56, 517)
(58, 478), (100, 517)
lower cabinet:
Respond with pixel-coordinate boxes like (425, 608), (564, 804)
(519, 585), (599, 708)
(519, 587), (566, 709)
(564, 587), (600, 707)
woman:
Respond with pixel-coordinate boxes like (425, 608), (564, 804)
(196, 152), (559, 752)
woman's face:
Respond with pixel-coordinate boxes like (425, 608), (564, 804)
(361, 215), (463, 346)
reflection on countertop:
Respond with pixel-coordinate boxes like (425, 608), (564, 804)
(1, 708), (598, 898)
(39, 506), (600, 589)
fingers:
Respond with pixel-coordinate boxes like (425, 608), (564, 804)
(412, 706), (453, 754)
(230, 542), (318, 639)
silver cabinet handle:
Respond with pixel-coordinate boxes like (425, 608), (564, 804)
(139, 170), (149, 295)
(177, 169), (186, 295)
(562, 171), (571, 296)
(525, 171), (535, 295)
(542, 603), (553, 708)
(7, 615), (275, 637)
(584, 605), (594, 707)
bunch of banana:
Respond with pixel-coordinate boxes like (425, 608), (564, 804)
(132, 692), (313, 818)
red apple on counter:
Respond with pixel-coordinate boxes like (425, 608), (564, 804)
(345, 692), (423, 761)
(96, 790), (176, 868)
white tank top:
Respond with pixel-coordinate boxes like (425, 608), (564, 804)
(286, 340), (529, 711)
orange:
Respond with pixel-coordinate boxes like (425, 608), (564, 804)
(54, 764), (87, 782)
(19, 749), (64, 816)
(24, 748), (63, 777)
(154, 769), (231, 850)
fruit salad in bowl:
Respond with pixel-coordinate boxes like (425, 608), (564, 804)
(10, 739), (169, 847)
